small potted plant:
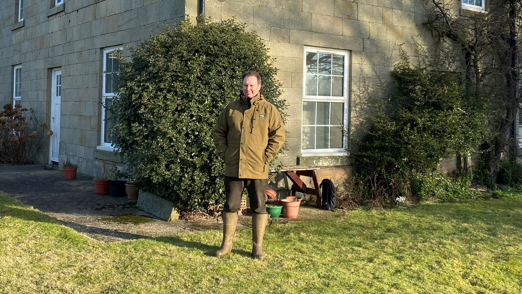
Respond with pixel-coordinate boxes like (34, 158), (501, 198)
(62, 159), (78, 180)
(94, 176), (109, 195)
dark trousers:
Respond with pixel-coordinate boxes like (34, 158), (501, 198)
(224, 177), (267, 214)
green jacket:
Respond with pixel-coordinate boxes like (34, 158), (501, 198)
(213, 93), (285, 179)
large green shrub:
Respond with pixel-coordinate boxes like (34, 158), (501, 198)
(353, 48), (490, 200)
(109, 18), (284, 211)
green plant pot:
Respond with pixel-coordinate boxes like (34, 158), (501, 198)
(266, 205), (283, 219)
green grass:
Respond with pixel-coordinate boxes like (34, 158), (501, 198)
(1, 191), (522, 293)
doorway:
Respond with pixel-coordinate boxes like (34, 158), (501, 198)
(50, 69), (61, 164)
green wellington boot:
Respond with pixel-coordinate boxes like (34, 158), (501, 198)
(252, 213), (269, 260)
(216, 212), (238, 257)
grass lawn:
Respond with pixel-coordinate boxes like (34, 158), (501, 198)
(1, 191), (522, 293)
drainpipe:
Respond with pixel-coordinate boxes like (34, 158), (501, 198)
(197, 0), (205, 21)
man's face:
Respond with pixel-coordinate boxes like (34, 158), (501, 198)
(242, 75), (261, 99)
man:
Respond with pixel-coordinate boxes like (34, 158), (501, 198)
(212, 71), (285, 260)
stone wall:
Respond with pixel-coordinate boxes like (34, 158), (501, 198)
(206, 0), (434, 188)
(0, 0), (454, 189)
(0, 0), (186, 176)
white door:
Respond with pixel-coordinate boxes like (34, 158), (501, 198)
(50, 69), (61, 163)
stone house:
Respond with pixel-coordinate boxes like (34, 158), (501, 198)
(0, 0), (485, 186)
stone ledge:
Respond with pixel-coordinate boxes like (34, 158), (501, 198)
(137, 191), (179, 222)
(297, 155), (349, 166)
(12, 20), (24, 31)
(94, 148), (122, 163)
(47, 4), (65, 17)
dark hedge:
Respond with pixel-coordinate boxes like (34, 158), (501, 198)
(109, 18), (285, 211)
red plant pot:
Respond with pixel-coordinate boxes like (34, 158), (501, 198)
(266, 188), (277, 199)
(280, 199), (301, 219)
(94, 180), (109, 195)
(63, 167), (77, 180)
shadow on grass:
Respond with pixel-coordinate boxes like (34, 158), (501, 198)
(154, 235), (252, 258)
(0, 197), (150, 241)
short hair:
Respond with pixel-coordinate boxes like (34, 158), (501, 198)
(242, 71), (262, 85)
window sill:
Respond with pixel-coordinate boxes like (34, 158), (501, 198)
(47, 4), (65, 17)
(461, 5), (486, 16)
(12, 20), (24, 31)
(297, 154), (349, 167)
(94, 146), (122, 163)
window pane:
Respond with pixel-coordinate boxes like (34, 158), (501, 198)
(303, 102), (315, 125)
(306, 74), (317, 96)
(462, 0), (468, 4)
(106, 52), (113, 73)
(331, 102), (344, 125)
(330, 126), (343, 148)
(332, 76), (343, 97)
(112, 73), (120, 93)
(318, 75), (331, 96)
(317, 102), (329, 125)
(105, 74), (112, 94)
(19, 0), (24, 20)
(15, 68), (21, 97)
(104, 98), (114, 143)
(113, 57), (121, 73)
(332, 55), (344, 75)
(318, 54), (331, 75)
(306, 52), (318, 74)
(475, 0), (482, 6)
(316, 126), (329, 148)
(302, 126), (315, 149)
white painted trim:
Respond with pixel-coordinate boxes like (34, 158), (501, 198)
(96, 145), (116, 152)
(300, 151), (349, 157)
(462, 1), (485, 13)
(13, 65), (22, 105)
(100, 46), (122, 147)
(301, 46), (350, 156)
(50, 68), (62, 163)
(55, 0), (64, 6)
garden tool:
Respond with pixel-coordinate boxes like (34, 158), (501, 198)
(216, 212), (238, 257)
(252, 213), (269, 260)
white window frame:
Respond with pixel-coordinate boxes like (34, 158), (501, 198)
(462, 0), (485, 12)
(301, 47), (349, 157)
(99, 47), (122, 150)
(55, 0), (64, 6)
(18, 0), (24, 22)
(13, 65), (22, 105)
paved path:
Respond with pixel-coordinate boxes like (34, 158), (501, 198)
(0, 164), (226, 242)
(0, 165), (336, 243)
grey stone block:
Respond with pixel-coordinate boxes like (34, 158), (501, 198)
(303, 0), (334, 16)
(137, 191), (180, 222)
(283, 10), (311, 31)
(254, 6), (284, 28)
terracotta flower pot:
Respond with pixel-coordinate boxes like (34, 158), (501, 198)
(266, 188), (277, 199)
(94, 180), (109, 195)
(125, 183), (139, 200)
(63, 167), (77, 180)
(280, 198), (301, 219)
